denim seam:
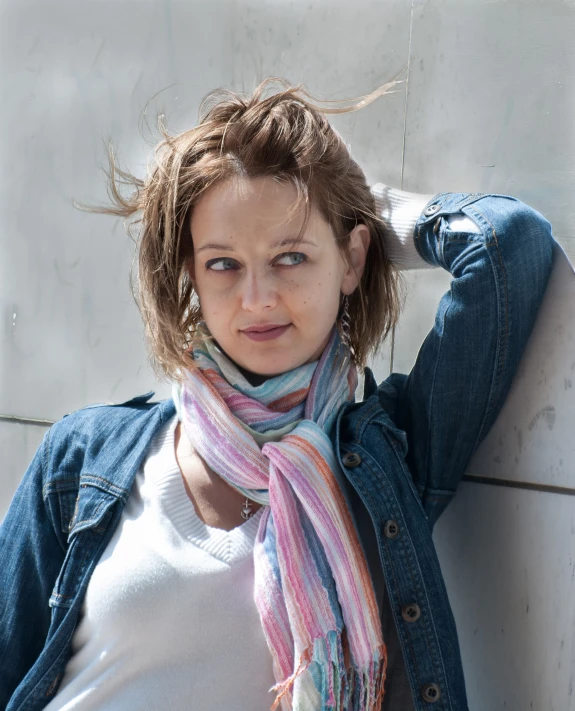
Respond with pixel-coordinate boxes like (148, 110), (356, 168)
(439, 238), (483, 245)
(49, 592), (73, 602)
(414, 220), (431, 267)
(40, 428), (69, 554)
(422, 286), (453, 495)
(385, 434), (429, 520)
(44, 478), (80, 492)
(42, 428), (51, 479)
(484, 235), (509, 442)
(56, 490), (76, 536)
(346, 400), (381, 443)
(359, 400), (381, 437)
(73, 497), (111, 528)
(466, 207), (509, 450)
(78, 475), (130, 500)
(41, 430), (52, 500)
(19, 624), (74, 707)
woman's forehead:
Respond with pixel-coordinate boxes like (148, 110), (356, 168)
(194, 176), (299, 221)
(190, 176), (330, 245)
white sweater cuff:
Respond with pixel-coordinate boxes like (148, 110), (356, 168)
(371, 183), (436, 270)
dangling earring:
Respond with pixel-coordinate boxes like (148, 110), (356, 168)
(338, 294), (351, 348)
(196, 298), (209, 333)
(336, 294), (352, 375)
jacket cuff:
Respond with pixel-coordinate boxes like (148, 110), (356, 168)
(371, 183), (436, 270)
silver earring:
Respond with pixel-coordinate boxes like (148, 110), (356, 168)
(339, 294), (351, 347)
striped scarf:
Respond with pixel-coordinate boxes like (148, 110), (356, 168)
(172, 324), (387, 710)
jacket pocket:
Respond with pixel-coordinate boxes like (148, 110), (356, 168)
(67, 483), (119, 538)
(49, 489), (119, 610)
(369, 405), (410, 458)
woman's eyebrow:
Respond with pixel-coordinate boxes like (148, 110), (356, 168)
(196, 237), (317, 253)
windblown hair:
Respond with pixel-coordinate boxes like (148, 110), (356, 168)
(80, 75), (405, 381)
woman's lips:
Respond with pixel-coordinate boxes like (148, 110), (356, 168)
(241, 324), (291, 342)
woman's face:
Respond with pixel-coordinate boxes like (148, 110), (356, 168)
(187, 176), (369, 376)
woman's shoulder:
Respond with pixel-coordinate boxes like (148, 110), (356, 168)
(46, 393), (176, 469)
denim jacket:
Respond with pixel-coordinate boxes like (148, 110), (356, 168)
(0, 191), (555, 711)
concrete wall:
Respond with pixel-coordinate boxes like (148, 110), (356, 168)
(1, 1), (574, 708)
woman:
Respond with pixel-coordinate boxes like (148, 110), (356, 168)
(0, 78), (555, 711)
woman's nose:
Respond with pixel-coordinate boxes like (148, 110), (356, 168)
(240, 270), (278, 312)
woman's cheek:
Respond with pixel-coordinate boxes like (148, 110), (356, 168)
(293, 283), (318, 311)
(299, 288), (334, 321)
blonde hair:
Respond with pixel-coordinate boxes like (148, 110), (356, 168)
(80, 74), (405, 381)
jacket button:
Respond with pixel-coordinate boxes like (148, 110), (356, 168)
(424, 203), (440, 216)
(342, 452), (362, 468)
(421, 683), (442, 703)
(383, 520), (400, 539)
(401, 603), (421, 623)
(433, 216), (441, 234)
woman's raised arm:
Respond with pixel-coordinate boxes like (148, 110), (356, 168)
(372, 186), (555, 528)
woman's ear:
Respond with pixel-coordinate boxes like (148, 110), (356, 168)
(341, 224), (371, 295)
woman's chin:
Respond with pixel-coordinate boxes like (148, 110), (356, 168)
(215, 332), (327, 378)
(241, 357), (304, 377)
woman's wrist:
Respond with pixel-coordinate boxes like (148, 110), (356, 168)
(371, 183), (436, 270)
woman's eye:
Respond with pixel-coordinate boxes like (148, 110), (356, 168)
(205, 252), (306, 271)
(205, 257), (239, 272)
(275, 252), (307, 267)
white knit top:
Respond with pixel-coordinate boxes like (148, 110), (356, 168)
(45, 414), (277, 711)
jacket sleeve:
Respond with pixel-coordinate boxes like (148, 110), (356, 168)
(374, 187), (555, 526)
(0, 428), (66, 708)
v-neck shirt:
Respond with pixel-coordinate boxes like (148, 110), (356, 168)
(44, 414), (276, 711)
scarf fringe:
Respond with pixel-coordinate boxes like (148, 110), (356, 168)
(270, 631), (388, 711)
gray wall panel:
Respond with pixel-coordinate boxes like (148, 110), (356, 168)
(0, 0), (236, 421)
(434, 481), (575, 710)
(402, 0), (575, 262)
